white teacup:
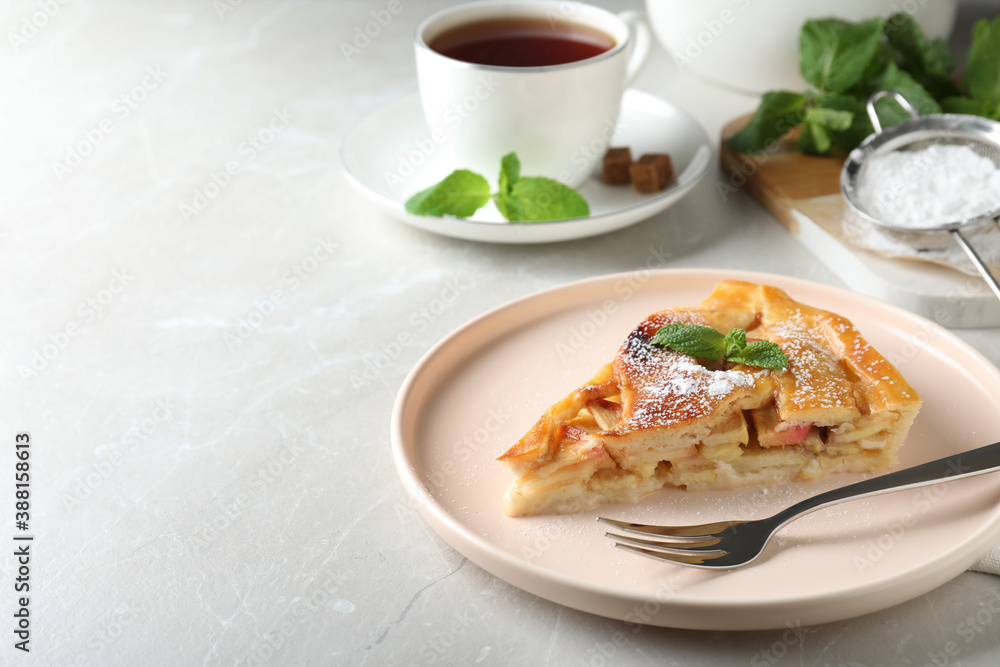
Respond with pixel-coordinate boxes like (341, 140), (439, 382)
(415, 0), (651, 188)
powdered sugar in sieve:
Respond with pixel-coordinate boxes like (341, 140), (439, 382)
(840, 90), (1000, 302)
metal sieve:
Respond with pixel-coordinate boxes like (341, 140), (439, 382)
(840, 90), (1000, 302)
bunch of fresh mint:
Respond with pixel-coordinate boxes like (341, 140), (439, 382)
(727, 13), (1000, 156)
(405, 153), (590, 222)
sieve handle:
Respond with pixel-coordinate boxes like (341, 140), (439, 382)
(866, 90), (920, 134)
(952, 229), (1000, 303)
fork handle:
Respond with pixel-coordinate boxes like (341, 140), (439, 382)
(772, 441), (1000, 527)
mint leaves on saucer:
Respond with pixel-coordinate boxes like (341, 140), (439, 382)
(403, 170), (490, 217)
(405, 152), (590, 222)
(650, 324), (789, 371)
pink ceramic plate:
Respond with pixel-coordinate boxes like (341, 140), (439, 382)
(391, 269), (1000, 630)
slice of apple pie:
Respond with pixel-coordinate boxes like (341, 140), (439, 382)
(497, 281), (922, 516)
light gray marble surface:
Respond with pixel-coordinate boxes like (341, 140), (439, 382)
(4, 0), (1000, 665)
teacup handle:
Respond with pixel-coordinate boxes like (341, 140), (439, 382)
(618, 10), (652, 85)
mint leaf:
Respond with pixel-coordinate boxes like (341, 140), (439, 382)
(726, 91), (809, 154)
(965, 17), (1000, 106)
(496, 152), (589, 221)
(941, 96), (998, 118)
(799, 106), (855, 153)
(812, 93), (872, 153)
(651, 324), (788, 370)
(798, 118), (833, 155)
(804, 106), (853, 131)
(495, 193), (524, 221)
(884, 12), (961, 99)
(929, 39), (955, 74)
(871, 60), (941, 128)
(495, 152), (523, 220)
(940, 97), (989, 114)
(405, 170), (491, 217)
(722, 328), (748, 358)
(728, 340), (789, 371)
(799, 18), (884, 93)
(650, 324), (726, 361)
(499, 152), (519, 194)
(495, 194), (524, 221)
(502, 176), (589, 222)
(857, 40), (891, 88)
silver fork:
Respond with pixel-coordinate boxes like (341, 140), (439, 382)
(599, 440), (1000, 569)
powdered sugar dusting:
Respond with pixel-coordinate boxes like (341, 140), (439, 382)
(614, 327), (758, 431)
(769, 312), (854, 410)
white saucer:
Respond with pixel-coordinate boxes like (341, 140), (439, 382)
(340, 89), (713, 244)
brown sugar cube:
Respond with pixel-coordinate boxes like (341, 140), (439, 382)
(601, 147), (633, 185)
(629, 153), (674, 193)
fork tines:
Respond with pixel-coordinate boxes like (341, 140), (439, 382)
(598, 516), (733, 566)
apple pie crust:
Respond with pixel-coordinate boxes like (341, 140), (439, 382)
(498, 281), (922, 516)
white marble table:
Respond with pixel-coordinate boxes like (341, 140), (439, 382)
(4, 0), (1000, 664)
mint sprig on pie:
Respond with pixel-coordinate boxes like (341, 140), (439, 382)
(650, 324), (789, 371)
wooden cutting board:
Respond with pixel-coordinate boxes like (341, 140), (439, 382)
(718, 115), (1000, 328)
(719, 116), (844, 233)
